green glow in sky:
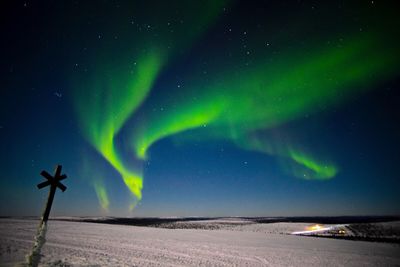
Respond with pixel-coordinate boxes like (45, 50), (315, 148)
(73, 1), (228, 208)
(288, 149), (337, 180)
(74, 51), (162, 203)
(71, 0), (400, 210)
(131, 33), (397, 165)
(93, 181), (110, 211)
(75, 28), (398, 209)
(232, 133), (337, 180)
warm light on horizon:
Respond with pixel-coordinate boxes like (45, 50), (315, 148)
(306, 224), (324, 231)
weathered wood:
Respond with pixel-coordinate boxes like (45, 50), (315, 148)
(29, 165), (68, 267)
(37, 165), (67, 223)
(56, 182), (67, 192)
(37, 181), (51, 189)
(42, 184), (56, 222)
(40, 171), (53, 181)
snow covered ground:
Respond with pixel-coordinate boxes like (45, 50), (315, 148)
(0, 218), (399, 266)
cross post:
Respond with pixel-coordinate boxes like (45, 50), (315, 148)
(37, 165), (67, 223)
(28, 165), (68, 267)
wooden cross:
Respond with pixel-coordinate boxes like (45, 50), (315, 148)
(37, 165), (67, 223)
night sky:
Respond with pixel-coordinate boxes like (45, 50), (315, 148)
(1, 0), (399, 217)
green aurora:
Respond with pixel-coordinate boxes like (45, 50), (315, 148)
(130, 33), (396, 178)
(72, 3), (399, 210)
(73, 1), (229, 208)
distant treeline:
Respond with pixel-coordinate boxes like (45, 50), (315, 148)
(51, 215), (400, 227)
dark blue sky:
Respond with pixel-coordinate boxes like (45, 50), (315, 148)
(0, 0), (399, 217)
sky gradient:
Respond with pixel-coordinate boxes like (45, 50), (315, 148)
(1, 0), (399, 217)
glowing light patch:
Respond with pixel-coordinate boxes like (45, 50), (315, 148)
(292, 224), (331, 235)
(130, 33), (398, 174)
(288, 150), (337, 180)
(72, 1), (229, 209)
(93, 182), (110, 211)
(291, 224), (349, 235)
(307, 224), (324, 231)
(71, 1), (400, 210)
(74, 50), (162, 202)
(235, 135), (337, 180)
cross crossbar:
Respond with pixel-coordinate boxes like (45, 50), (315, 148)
(39, 167), (67, 192)
(37, 164), (68, 222)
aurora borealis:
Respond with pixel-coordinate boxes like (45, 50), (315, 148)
(1, 0), (399, 216)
